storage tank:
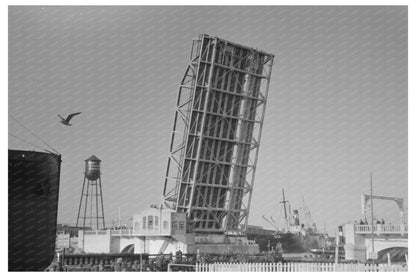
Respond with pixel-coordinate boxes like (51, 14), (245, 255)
(85, 155), (101, 181)
(9, 149), (61, 271)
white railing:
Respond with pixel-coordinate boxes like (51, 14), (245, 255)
(82, 229), (136, 236)
(110, 230), (134, 236)
(354, 224), (407, 235)
(83, 230), (108, 235)
(82, 229), (173, 237)
(196, 262), (407, 272)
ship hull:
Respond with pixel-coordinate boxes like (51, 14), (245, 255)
(247, 232), (326, 253)
(8, 150), (61, 271)
(277, 232), (325, 253)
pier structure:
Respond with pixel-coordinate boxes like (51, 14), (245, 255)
(343, 194), (408, 262)
(162, 34), (274, 235)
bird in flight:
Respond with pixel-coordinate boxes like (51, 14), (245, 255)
(58, 112), (81, 126)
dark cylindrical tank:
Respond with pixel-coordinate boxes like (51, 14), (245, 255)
(85, 155), (101, 181)
(8, 150), (61, 271)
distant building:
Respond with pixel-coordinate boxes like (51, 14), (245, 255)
(57, 224), (91, 237)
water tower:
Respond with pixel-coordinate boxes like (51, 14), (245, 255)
(76, 155), (106, 230)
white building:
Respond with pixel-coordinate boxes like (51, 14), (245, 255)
(78, 207), (259, 255)
(78, 207), (194, 255)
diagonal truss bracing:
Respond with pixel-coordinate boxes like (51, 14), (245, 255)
(162, 34), (274, 235)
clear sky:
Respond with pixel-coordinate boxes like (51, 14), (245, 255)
(9, 6), (407, 234)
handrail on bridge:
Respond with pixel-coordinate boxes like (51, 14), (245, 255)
(82, 229), (172, 237)
(354, 224), (407, 235)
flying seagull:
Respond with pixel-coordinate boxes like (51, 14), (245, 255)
(58, 112), (81, 126)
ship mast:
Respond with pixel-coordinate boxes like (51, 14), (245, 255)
(280, 188), (289, 230)
(302, 196), (311, 229)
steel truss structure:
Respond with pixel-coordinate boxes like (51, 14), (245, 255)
(162, 34), (274, 234)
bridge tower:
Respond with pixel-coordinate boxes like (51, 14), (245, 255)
(76, 155), (106, 230)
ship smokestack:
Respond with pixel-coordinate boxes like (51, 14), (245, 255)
(293, 210), (300, 226)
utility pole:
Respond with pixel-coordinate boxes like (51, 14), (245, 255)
(335, 231), (339, 264)
(370, 173), (375, 265)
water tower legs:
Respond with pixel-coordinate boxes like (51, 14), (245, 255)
(76, 176), (105, 230)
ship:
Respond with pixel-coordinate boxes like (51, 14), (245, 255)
(249, 189), (326, 253)
(275, 226), (326, 253)
(245, 225), (279, 253)
(8, 149), (62, 271)
(274, 189), (326, 253)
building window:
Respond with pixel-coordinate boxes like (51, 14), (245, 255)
(142, 217), (146, 230)
(134, 222), (139, 231)
(148, 215), (153, 230)
(179, 221), (185, 230)
(155, 216), (159, 229)
(163, 221), (168, 230)
(172, 221), (178, 230)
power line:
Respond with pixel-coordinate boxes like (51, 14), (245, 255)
(9, 114), (60, 155)
(8, 132), (52, 153)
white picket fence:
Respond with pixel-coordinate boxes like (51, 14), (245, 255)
(196, 262), (407, 272)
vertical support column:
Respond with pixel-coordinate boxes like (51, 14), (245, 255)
(76, 177), (87, 227)
(162, 37), (203, 211)
(226, 53), (254, 230)
(78, 230), (84, 250)
(99, 177), (106, 229)
(361, 194), (368, 221)
(95, 179), (99, 230)
(82, 181), (90, 230)
(187, 38), (217, 219)
(243, 56), (274, 232)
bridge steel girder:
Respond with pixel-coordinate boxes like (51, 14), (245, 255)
(361, 194), (406, 225)
(161, 34), (274, 235)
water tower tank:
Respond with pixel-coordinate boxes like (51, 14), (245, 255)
(85, 155), (101, 181)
